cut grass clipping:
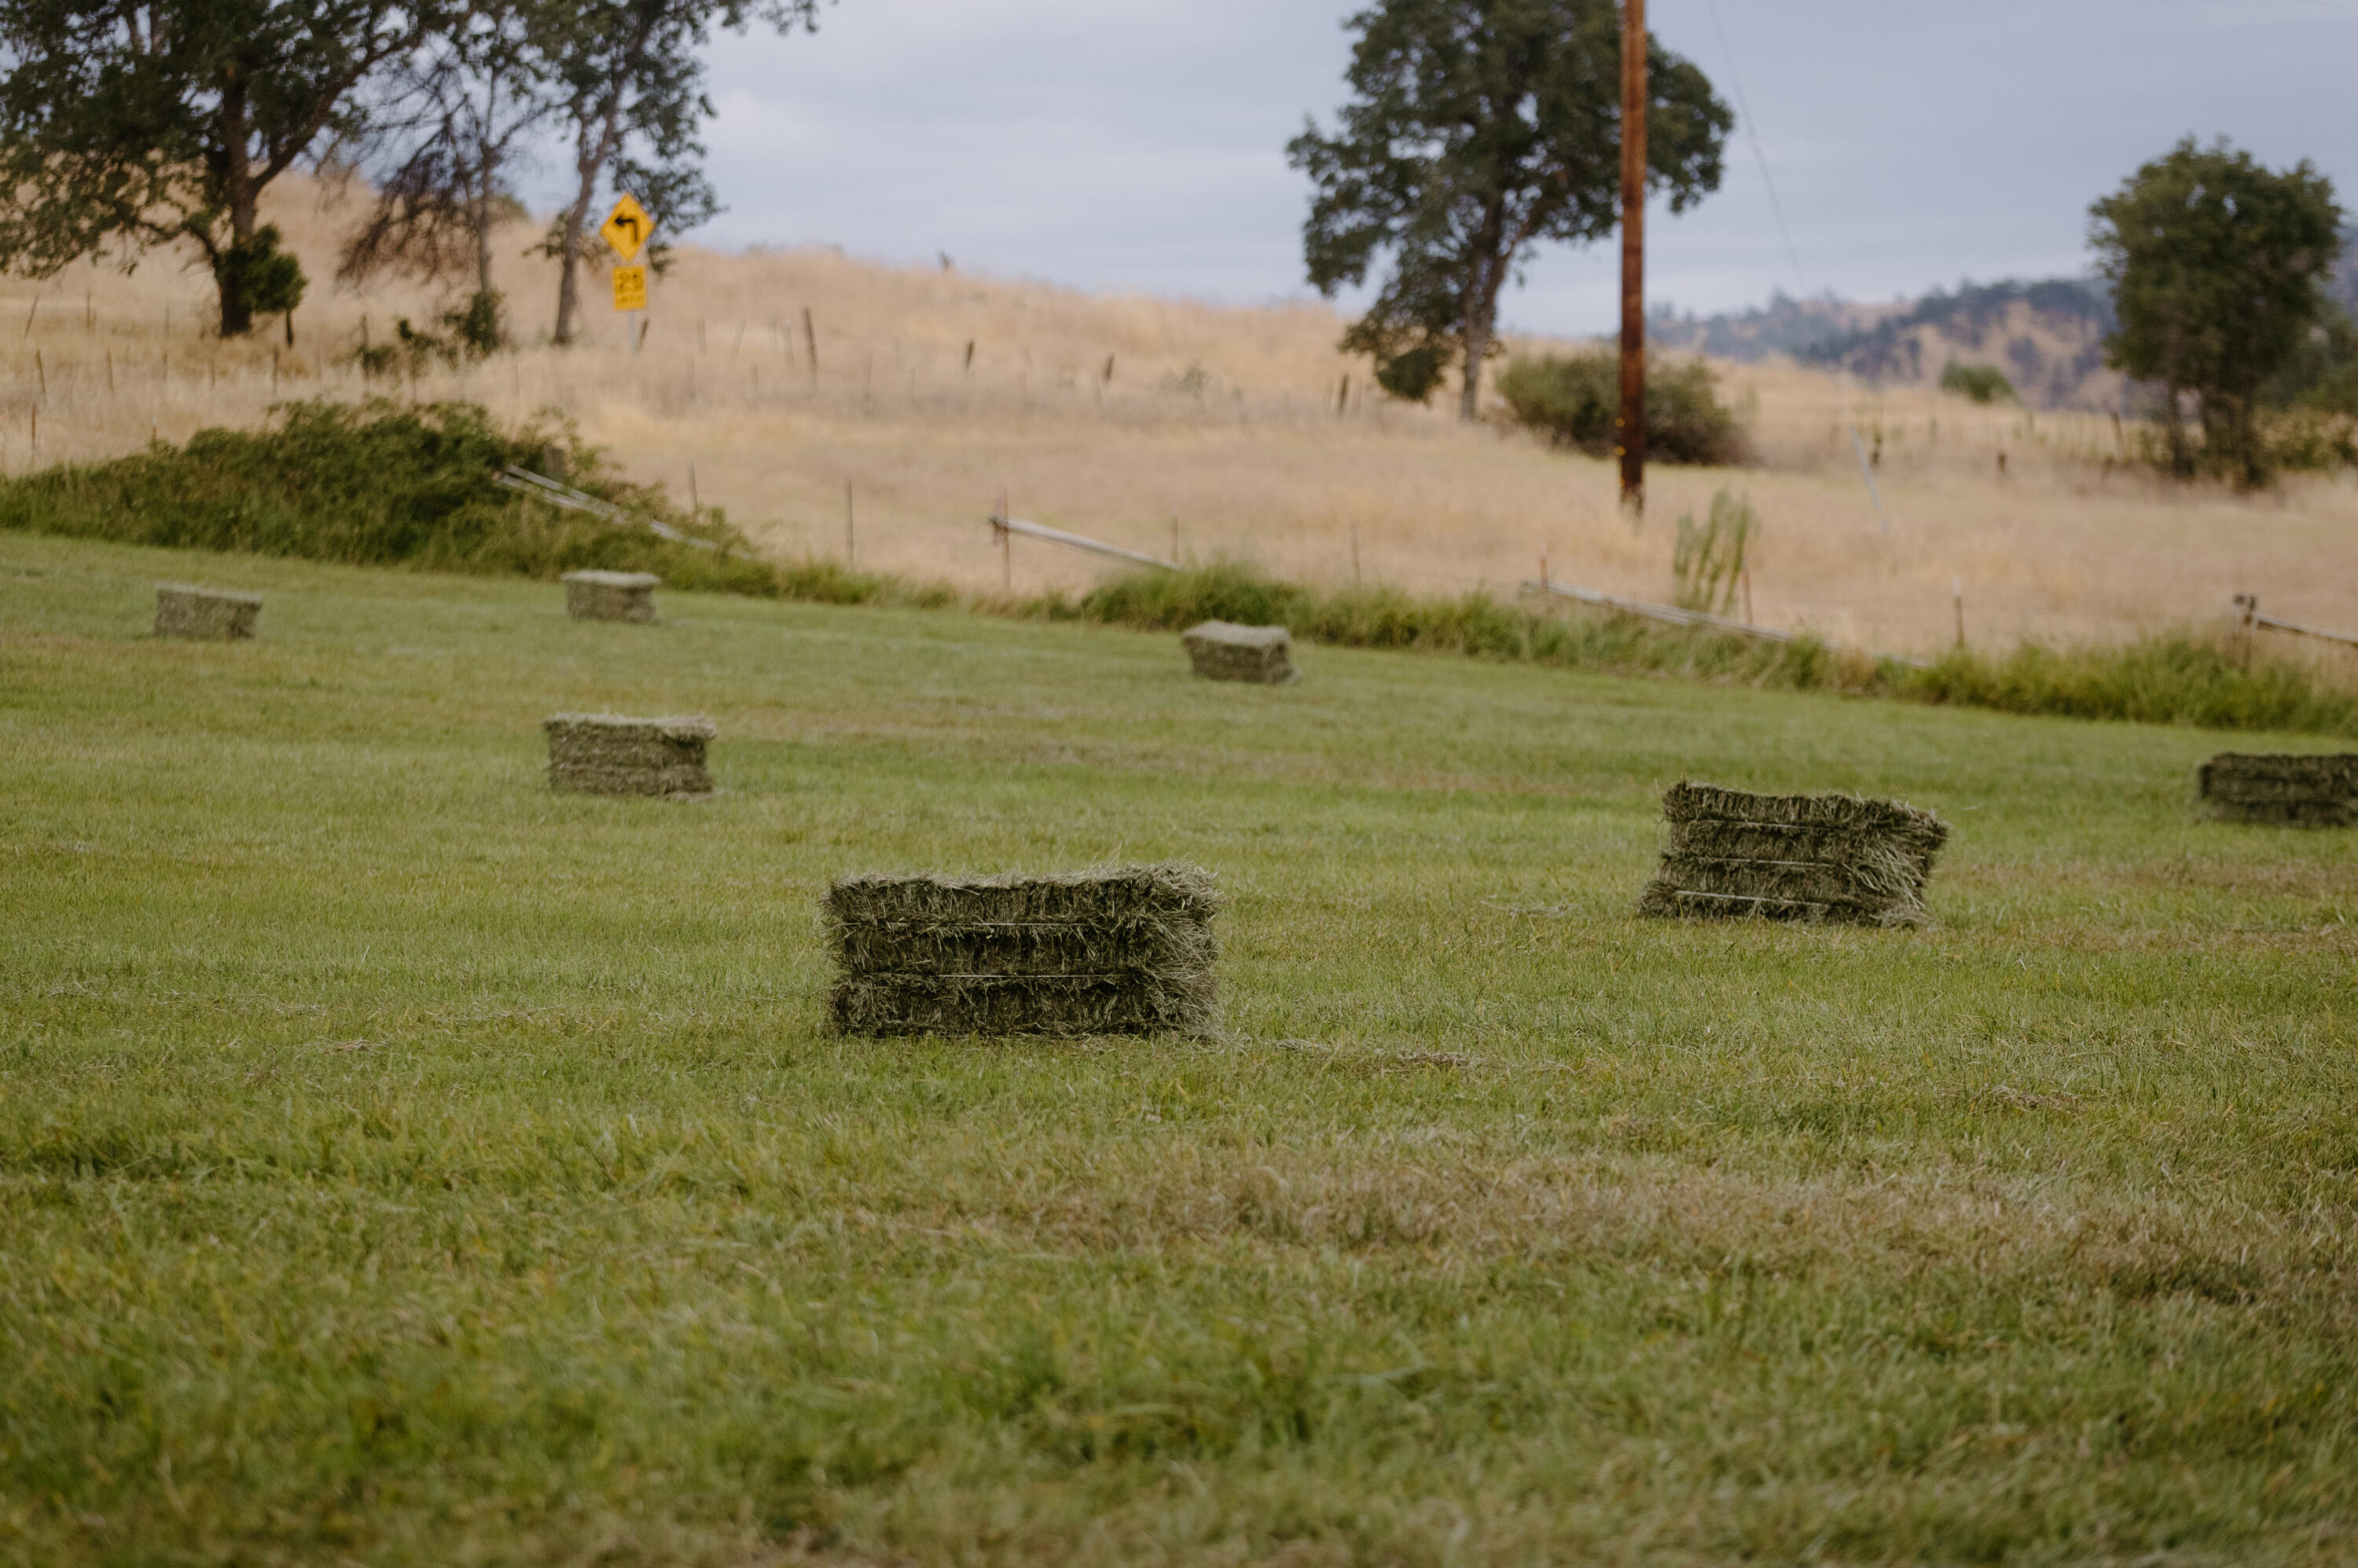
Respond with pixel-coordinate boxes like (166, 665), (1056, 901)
(543, 712), (717, 799)
(1638, 781), (1952, 926)
(2196, 751), (2358, 826)
(826, 863), (1220, 1037)
(4, 397), (2350, 736)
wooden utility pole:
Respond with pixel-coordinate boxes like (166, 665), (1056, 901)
(1617, 0), (1647, 518)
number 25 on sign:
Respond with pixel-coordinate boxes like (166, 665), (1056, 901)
(602, 193), (654, 314)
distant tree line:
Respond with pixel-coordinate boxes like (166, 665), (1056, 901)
(0, 0), (828, 345)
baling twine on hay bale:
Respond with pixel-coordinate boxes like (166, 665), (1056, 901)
(153, 583), (262, 641)
(825, 862), (1220, 1037)
(1181, 621), (1298, 685)
(562, 570), (660, 623)
(543, 712), (716, 798)
(2197, 753), (2358, 827)
(1638, 781), (1950, 927)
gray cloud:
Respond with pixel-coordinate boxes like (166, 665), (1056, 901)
(681, 0), (2358, 331)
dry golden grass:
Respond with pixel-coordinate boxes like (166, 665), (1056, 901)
(6, 176), (2356, 663)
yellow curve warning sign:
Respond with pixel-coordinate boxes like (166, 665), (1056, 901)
(601, 193), (652, 263)
(612, 265), (647, 312)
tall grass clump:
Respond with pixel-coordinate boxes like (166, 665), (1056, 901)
(1672, 489), (1755, 613)
(1060, 560), (1867, 689)
(1904, 633), (2358, 733)
(1062, 562), (2357, 736)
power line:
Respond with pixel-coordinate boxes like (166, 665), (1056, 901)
(1702, 0), (1806, 294)
(1702, 0), (1889, 534)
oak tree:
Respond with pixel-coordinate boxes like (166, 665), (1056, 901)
(0, 0), (424, 336)
(2091, 138), (2342, 486)
(1289, 0), (1730, 420)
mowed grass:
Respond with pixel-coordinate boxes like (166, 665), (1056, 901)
(2, 532), (2355, 1568)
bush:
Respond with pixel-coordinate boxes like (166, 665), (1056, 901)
(1494, 351), (1751, 465)
(1940, 362), (2017, 404)
(214, 225), (306, 322)
(0, 399), (806, 598)
(1374, 344), (1449, 403)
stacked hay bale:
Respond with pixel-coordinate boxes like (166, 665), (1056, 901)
(543, 713), (715, 797)
(1638, 781), (1950, 926)
(826, 862), (1219, 1037)
(562, 570), (659, 622)
(154, 583), (261, 641)
(1182, 621), (1298, 684)
(2197, 752), (2358, 826)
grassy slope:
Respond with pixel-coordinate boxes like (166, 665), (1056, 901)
(2, 532), (2354, 1567)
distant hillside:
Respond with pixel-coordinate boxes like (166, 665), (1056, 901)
(1654, 277), (2121, 411)
(1647, 292), (1898, 362)
(1658, 230), (2358, 413)
(1799, 277), (2121, 410)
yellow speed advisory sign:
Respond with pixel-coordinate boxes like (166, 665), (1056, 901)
(600, 193), (652, 262)
(612, 265), (647, 313)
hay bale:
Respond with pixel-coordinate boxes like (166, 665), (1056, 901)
(1181, 620), (1298, 685)
(563, 570), (660, 622)
(825, 862), (1219, 1037)
(1637, 781), (1950, 926)
(2197, 752), (2358, 826)
(153, 583), (261, 641)
(543, 712), (715, 797)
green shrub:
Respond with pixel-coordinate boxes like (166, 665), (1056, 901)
(214, 225), (306, 323)
(1940, 362), (2017, 404)
(0, 399), (881, 600)
(1374, 344), (1449, 403)
(1494, 351), (1751, 465)
(2258, 408), (2358, 472)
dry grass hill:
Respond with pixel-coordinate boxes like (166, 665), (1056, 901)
(4, 178), (2356, 666)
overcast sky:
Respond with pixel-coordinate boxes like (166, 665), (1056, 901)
(678, 0), (2358, 333)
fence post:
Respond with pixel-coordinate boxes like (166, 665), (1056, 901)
(994, 490), (1012, 592)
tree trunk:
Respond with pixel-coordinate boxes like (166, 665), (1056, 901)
(553, 107), (616, 346)
(2209, 387), (2261, 488)
(475, 171), (497, 299)
(475, 72), (500, 300)
(2162, 386), (2191, 477)
(553, 176), (593, 345)
(1456, 263), (1499, 422)
(216, 81), (259, 337)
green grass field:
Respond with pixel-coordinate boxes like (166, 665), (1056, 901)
(3, 531), (2355, 1567)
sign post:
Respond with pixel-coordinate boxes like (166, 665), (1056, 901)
(601, 193), (655, 351)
